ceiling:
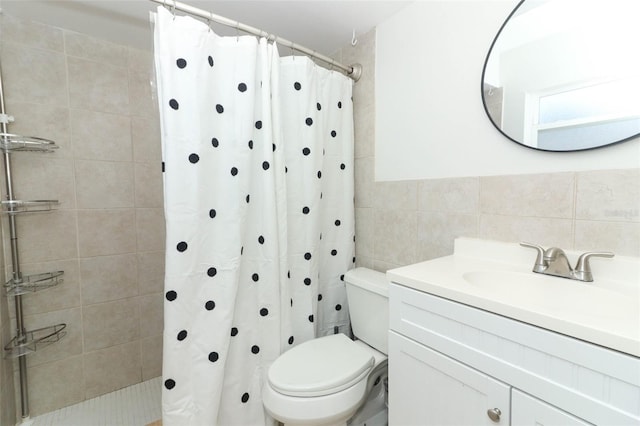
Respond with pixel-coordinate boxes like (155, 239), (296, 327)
(0, 0), (410, 55)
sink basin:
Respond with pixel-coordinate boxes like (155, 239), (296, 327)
(462, 270), (637, 321)
(387, 238), (640, 356)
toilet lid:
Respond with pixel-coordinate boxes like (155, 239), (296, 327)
(268, 333), (375, 397)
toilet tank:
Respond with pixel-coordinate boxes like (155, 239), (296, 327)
(344, 268), (389, 355)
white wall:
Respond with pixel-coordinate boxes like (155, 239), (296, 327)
(375, 0), (640, 181)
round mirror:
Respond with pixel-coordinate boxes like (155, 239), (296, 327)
(481, 0), (640, 151)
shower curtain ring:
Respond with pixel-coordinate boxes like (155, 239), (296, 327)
(171, 0), (176, 20)
(207, 12), (213, 32)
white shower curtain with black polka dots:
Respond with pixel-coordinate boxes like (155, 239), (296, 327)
(154, 7), (354, 426)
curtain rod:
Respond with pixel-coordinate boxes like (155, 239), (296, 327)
(149, 0), (362, 81)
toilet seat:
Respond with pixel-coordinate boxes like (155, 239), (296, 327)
(268, 333), (375, 397)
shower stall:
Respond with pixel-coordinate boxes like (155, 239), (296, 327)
(0, 1), (375, 424)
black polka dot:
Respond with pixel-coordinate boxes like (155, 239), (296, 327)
(162, 162), (165, 173)
(290, 298), (293, 307)
(320, 192), (323, 199)
(304, 252), (312, 260)
(305, 117), (313, 126)
(165, 379), (176, 390)
(340, 274), (345, 281)
(252, 273), (259, 282)
(216, 104), (224, 113)
(211, 138), (219, 147)
(189, 153), (199, 164)
(338, 101), (342, 108)
(177, 330), (187, 341)
(238, 83), (247, 92)
(245, 194), (250, 203)
(272, 143), (276, 152)
(316, 103), (322, 111)
(255, 121), (262, 129)
(207, 267), (217, 277)
(331, 130), (337, 137)
(205, 300), (215, 310)
(304, 278), (311, 286)
(294, 82), (301, 90)
(176, 58), (187, 68)
(231, 327), (238, 336)
(287, 271), (291, 279)
(176, 242), (188, 252)
(251, 345), (260, 354)
(169, 99), (179, 110)
(260, 308), (268, 316)
(331, 249), (338, 256)
(335, 304), (342, 311)
(302, 206), (310, 214)
(262, 161), (270, 170)
(209, 352), (219, 362)
(317, 171), (322, 178)
(288, 336), (294, 344)
(165, 290), (177, 301)
(340, 163), (346, 170)
(231, 167), (238, 176)
(317, 294), (323, 301)
(308, 314), (314, 322)
(209, 209), (216, 218)
(353, 257), (356, 263)
(240, 246), (244, 255)
(302, 147), (311, 156)
(208, 56), (214, 67)
(241, 393), (249, 403)
(335, 220), (341, 226)
(258, 235), (265, 244)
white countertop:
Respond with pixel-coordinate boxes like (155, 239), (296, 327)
(387, 238), (640, 357)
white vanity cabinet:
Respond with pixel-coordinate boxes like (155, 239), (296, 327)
(389, 330), (510, 425)
(388, 283), (640, 426)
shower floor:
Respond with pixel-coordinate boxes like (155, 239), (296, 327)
(29, 377), (162, 426)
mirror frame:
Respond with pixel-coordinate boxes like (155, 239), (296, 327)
(480, 0), (640, 152)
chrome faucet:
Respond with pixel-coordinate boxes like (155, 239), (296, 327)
(520, 242), (614, 282)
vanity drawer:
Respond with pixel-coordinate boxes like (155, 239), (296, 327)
(389, 283), (640, 425)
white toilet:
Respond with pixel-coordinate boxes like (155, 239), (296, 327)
(262, 267), (389, 426)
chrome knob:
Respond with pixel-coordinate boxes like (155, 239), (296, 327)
(487, 407), (502, 422)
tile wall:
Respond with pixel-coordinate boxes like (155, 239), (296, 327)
(337, 29), (640, 272)
(0, 15), (164, 419)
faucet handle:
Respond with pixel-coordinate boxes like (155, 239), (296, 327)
(520, 242), (547, 272)
(573, 251), (615, 282)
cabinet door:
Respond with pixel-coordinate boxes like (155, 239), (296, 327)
(389, 331), (510, 426)
(512, 389), (593, 426)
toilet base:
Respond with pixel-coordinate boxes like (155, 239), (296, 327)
(348, 371), (388, 426)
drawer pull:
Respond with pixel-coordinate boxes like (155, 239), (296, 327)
(487, 408), (502, 422)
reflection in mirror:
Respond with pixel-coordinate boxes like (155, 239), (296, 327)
(482, 0), (640, 151)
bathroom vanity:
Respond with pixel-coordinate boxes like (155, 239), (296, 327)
(387, 238), (640, 425)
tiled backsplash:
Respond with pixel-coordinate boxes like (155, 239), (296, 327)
(340, 29), (640, 272)
(0, 14), (164, 418)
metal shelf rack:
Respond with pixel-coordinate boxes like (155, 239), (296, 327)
(0, 62), (66, 422)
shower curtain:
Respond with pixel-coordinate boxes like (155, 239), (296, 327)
(153, 7), (355, 425)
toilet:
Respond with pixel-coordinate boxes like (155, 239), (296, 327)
(262, 267), (389, 426)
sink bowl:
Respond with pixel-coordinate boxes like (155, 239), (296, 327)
(461, 270), (636, 320)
